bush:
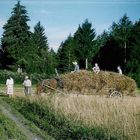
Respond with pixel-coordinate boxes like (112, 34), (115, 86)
(0, 70), (49, 84)
(128, 71), (140, 87)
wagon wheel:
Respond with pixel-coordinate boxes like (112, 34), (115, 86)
(109, 90), (122, 97)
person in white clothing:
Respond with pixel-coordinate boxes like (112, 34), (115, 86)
(92, 63), (100, 74)
(117, 66), (122, 74)
(72, 61), (79, 72)
(23, 76), (32, 96)
(6, 76), (14, 97)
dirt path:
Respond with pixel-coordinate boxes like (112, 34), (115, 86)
(0, 98), (43, 140)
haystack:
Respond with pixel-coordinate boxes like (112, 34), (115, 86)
(61, 70), (137, 96)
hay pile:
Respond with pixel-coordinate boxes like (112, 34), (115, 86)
(61, 70), (137, 96)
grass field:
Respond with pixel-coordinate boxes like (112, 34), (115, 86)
(1, 84), (140, 139)
(0, 109), (27, 140)
(0, 84), (36, 96)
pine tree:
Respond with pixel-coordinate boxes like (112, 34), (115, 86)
(57, 35), (75, 72)
(1, 1), (30, 69)
(33, 21), (48, 50)
(127, 20), (140, 86)
(110, 14), (133, 72)
(47, 48), (58, 75)
(32, 21), (50, 73)
(73, 19), (96, 69)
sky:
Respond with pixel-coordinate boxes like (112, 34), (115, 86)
(0, 0), (140, 51)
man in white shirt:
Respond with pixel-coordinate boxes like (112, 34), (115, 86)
(6, 76), (14, 97)
(72, 61), (80, 72)
(117, 66), (122, 74)
(92, 63), (100, 74)
(23, 76), (32, 96)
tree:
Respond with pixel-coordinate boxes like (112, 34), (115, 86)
(1, 0), (30, 69)
(32, 21), (49, 73)
(57, 35), (75, 72)
(33, 21), (48, 50)
(47, 48), (58, 75)
(73, 19), (96, 69)
(110, 14), (133, 72)
(98, 36), (123, 71)
(126, 20), (140, 86)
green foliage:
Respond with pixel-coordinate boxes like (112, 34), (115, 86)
(0, 1), (140, 88)
(57, 35), (75, 72)
(33, 21), (48, 49)
(0, 70), (49, 84)
(73, 19), (96, 68)
(57, 19), (98, 72)
(97, 15), (140, 87)
(126, 20), (140, 86)
(0, 1), (57, 75)
(0, 110), (27, 140)
(1, 1), (30, 68)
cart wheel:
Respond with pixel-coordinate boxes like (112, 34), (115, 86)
(109, 91), (122, 97)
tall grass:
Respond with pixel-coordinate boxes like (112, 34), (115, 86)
(48, 94), (140, 139)
(5, 94), (140, 139)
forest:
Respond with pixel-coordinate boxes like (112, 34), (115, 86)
(0, 1), (140, 86)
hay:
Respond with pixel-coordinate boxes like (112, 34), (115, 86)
(61, 70), (137, 96)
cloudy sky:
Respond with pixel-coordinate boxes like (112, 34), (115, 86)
(0, 0), (140, 51)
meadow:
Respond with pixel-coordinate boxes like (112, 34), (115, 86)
(0, 70), (140, 139)
(3, 90), (140, 140)
(0, 109), (27, 140)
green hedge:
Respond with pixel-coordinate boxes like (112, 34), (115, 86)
(0, 70), (50, 84)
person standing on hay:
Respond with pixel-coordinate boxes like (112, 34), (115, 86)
(117, 66), (122, 74)
(6, 76), (14, 97)
(23, 76), (32, 96)
(72, 61), (80, 72)
(92, 63), (100, 74)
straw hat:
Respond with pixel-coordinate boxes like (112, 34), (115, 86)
(25, 76), (28, 79)
(72, 61), (77, 65)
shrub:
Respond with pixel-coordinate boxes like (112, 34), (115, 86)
(0, 70), (49, 84)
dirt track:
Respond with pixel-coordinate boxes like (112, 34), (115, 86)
(0, 97), (43, 140)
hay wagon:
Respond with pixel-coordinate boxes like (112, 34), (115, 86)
(104, 88), (122, 97)
(36, 77), (64, 95)
(36, 70), (137, 97)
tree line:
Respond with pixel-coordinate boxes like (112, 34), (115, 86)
(0, 1), (140, 86)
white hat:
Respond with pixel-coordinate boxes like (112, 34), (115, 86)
(25, 76), (28, 79)
(73, 61), (77, 65)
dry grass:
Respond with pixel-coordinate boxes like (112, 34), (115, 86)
(33, 94), (140, 139)
(3, 84), (140, 139)
(61, 70), (137, 96)
(1, 81), (139, 139)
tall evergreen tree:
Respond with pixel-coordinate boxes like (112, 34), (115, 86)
(73, 19), (96, 69)
(1, 0), (30, 69)
(110, 14), (133, 72)
(126, 20), (140, 86)
(32, 21), (50, 73)
(33, 21), (48, 50)
(57, 35), (75, 72)
(47, 48), (58, 75)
